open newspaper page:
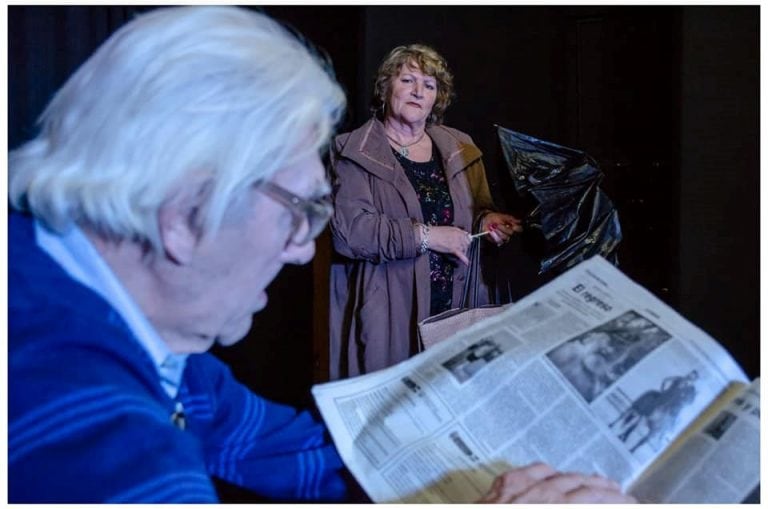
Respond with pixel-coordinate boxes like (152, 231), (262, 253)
(630, 378), (760, 503)
(312, 256), (749, 503)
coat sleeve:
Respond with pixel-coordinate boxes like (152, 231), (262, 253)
(441, 127), (497, 231)
(329, 140), (420, 264)
(183, 354), (351, 502)
(466, 156), (497, 231)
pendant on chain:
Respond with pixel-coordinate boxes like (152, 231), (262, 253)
(386, 130), (425, 159)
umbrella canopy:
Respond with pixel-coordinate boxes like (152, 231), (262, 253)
(497, 125), (622, 275)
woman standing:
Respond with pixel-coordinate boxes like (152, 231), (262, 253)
(329, 44), (521, 378)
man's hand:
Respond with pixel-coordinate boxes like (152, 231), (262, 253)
(478, 463), (636, 503)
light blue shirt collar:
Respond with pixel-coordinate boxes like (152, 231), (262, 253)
(35, 220), (187, 399)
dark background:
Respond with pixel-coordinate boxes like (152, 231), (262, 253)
(9, 5), (758, 415)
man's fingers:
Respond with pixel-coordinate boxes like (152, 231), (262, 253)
(481, 466), (633, 504)
(565, 486), (637, 503)
(515, 472), (631, 504)
(579, 473), (624, 492)
(483, 463), (558, 502)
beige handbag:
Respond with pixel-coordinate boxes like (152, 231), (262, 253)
(418, 304), (511, 349)
(418, 237), (512, 349)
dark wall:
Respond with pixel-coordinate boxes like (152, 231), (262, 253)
(8, 6), (758, 410)
(678, 7), (759, 378)
(9, 6), (146, 149)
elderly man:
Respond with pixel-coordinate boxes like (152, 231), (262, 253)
(8, 6), (633, 504)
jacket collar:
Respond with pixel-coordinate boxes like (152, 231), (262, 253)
(337, 117), (483, 182)
(9, 212), (174, 404)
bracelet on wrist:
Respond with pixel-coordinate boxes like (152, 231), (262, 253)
(418, 223), (430, 254)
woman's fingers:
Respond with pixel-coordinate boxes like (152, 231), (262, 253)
(454, 227), (471, 264)
(488, 227), (507, 246)
(482, 212), (523, 246)
(453, 249), (470, 265)
(426, 226), (472, 264)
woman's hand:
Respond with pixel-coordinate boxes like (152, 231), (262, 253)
(479, 212), (523, 246)
(427, 225), (473, 265)
(478, 463), (636, 504)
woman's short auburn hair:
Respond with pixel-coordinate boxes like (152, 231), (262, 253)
(371, 44), (454, 126)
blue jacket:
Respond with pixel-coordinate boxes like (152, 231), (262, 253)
(8, 213), (349, 502)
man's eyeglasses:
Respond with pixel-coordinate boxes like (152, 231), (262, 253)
(256, 180), (333, 246)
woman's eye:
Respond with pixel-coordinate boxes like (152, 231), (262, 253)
(426, 83), (436, 90)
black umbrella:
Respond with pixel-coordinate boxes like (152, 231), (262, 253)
(496, 125), (622, 275)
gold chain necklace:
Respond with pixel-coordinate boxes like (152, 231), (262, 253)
(385, 130), (426, 157)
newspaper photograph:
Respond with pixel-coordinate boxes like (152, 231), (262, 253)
(630, 379), (760, 503)
(312, 256), (753, 503)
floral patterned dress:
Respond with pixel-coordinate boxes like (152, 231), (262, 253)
(394, 143), (455, 316)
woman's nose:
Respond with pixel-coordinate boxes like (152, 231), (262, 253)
(411, 82), (423, 98)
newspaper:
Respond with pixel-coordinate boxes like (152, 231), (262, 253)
(312, 256), (758, 503)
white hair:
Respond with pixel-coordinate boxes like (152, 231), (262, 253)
(9, 6), (346, 250)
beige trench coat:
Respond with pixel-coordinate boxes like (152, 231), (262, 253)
(329, 118), (496, 379)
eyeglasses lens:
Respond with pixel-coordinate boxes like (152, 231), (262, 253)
(257, 180), (332, 247)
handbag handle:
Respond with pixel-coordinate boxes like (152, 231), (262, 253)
(460, 236), (482, 309)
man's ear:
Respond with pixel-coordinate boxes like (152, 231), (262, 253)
(157, 174), (213, 265)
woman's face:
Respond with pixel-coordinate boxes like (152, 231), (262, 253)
(386, 62), (437, 127)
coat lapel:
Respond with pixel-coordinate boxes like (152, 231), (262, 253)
(427, 125), (483, 180)
(336, 118), (399, 183)
(336, 118), (423, 220)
